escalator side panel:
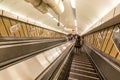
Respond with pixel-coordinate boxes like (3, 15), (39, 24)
(68, 48), (100, 80)
(0, 40), (65, 70)
(85, 45), (120, 80)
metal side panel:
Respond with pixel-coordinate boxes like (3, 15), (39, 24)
(85, 45), (120, 80)
(0, 39), (66, 70)
(0, 42), (72, 80)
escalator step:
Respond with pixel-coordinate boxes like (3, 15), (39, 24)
(72, 61), (92, 67)
(70, 68), (98, 77)
(71, 65), (95, 72)
(72, 60), (91, 65)
(67, 52), (100, 80)
(73, 59), (90, 63)
(73, 58), (90, 62)
(69, 72), (100, 80)
(72, 62), (93, 68)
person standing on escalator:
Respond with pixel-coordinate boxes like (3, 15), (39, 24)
(75, 36), (82, 53)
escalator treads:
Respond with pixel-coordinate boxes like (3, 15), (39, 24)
(68, 52), (100, 80)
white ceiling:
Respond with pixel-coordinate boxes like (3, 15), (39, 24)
(0, 0), (119, 35)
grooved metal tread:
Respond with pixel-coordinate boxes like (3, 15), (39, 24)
(68, 52), (100, 80)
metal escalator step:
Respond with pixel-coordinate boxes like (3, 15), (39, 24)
(73, 59), (90, 63)
(74, 55), (88, 58)
(72, 60), (91, 65)
(73, 56), (89, 59)
(68, 77), (78, 80)
(73, 59), (90, 62)
(71, 65), (95, 72)
(74, 54), (87, 58)
(69, 72), (100, 80)
(72, 62), (93, 68)
(70, 68), (98, 77)
(72, 61), (92, 66)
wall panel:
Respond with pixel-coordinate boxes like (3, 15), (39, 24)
(84, 23), (120, 61)
(10, 19), (21, 37)
(2, 18), (14, 36)
(0, 16), (65, 38)
(0, 17), (8, 36)
(22, 23), (29, 37)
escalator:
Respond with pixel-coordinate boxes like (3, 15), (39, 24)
(0, 37), (66, 70)
(68, 51), (100, 80)
(46, 44), (102, 80)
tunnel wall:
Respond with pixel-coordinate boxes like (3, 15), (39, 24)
(83, 3), (120, 80)
(0, 9), (66, 38)
(88, 3), (120, 31)
(84, 24), (120, 61)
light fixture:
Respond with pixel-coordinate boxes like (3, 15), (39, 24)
(71, 0), (76, 8)
(74, 19), (77, 26)
(47, 13), (53, 18)
(53, 18), (59, 22)
(0, 7), (67, 34)
(47, 12), (65, 27)
(75, 27), (78, 34)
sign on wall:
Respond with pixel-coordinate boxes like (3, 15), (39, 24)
(10, 23), (21, 33)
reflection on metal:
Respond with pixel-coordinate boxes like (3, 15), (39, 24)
(0, 42), (72, 80)
(112, 27), (120, 52)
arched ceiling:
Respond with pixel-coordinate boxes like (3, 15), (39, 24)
(0, 0), (119, 35)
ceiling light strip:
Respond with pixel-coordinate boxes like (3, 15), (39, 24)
(47, 12), (65, 27)
(71, 0), (76, 8)
(71, 0), (77, 34)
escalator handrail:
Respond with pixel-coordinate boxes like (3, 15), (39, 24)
(50, 43), (74, 80)
(35, 41), (75, 80)
(86, 45), (120, 72)
(0, 40), (66, 70)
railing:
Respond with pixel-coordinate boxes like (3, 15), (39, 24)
(0, 37), (66, 70)
(35, 41), (75, 80)
(84, 45), (120, 80)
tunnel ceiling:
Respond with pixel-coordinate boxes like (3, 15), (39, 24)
(0, 0), (119, 35)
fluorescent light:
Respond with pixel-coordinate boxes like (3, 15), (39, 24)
(60, 23), (64, 27)
(47, 13), (65, 27)
(47, 13), (53, 18)
(0, 7), (67, 34)
(74, 19), (77, 26)
(11, 12), (25, 18)
(59, 0), (65, 13)
(75, 27), (78, 34)
(53, 18), (59, 22)
(0, 6), (10, 12)
(112, 0), (120, 7)
(71, 0), (76, 8)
